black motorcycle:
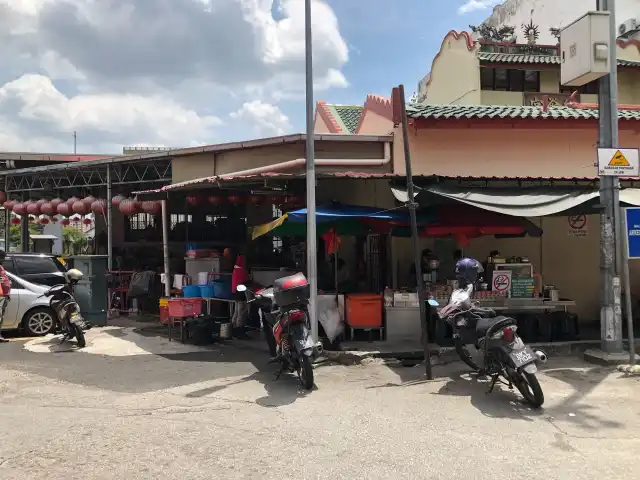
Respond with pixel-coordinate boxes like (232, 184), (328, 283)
(437, 284), (547, 408)
(39, 284), (90, 348)
(237, 273), (322, 390)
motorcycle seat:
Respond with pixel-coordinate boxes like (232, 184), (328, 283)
(475, 316), (516, 338)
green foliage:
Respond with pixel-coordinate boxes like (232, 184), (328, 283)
(62, 226), (88, 255)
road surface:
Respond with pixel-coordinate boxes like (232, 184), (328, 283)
(0, 327), (638, 479)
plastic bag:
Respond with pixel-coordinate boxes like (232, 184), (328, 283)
(318, 301), (344, 342)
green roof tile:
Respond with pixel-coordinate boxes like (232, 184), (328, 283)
(478, 52), (640, 68)
(326, 104), (363, 133)
(405, 103), (640, 121)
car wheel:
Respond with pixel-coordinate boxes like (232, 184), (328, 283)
(23, 308), (56, 336)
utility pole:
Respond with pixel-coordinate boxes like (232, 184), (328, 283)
(73, 131), (77, 154)
(597, 0), (623, 354)
(304, 0), (318, 343)
(398, 84), (433, 380)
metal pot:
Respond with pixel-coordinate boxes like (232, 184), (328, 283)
(219, 322), (232, 340)
(428, 259), (439, 269)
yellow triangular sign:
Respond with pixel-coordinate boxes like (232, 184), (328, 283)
(609, 150), (630, 167)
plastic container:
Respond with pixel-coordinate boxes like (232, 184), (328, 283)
(183, 285), (202, 298)
(159, 298), (170, 324)
(199, 284), (215, 298)
(212, 280), (232, 299)
(168, 298), (202, 318)
(346, 294), (383, 328)
(273, 273), (310, 307)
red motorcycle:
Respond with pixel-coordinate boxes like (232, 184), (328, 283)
(238, 273), (322, 390)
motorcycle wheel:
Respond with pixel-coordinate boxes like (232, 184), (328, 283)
(73, 325), (86, 349)
(298, 355), (314, 390)
(514, 371), (544, 408)
(453, 337), (481, 372)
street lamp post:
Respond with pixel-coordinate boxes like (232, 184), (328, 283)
(304, 0), (319, 342)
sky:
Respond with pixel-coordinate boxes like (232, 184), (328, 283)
(0, 0), (501, 154)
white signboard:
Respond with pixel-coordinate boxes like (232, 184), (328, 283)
(492, 270), (512, 293)
(597, 148), (639, 176)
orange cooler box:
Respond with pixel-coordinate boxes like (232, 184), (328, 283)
(346, 294), (383, 328)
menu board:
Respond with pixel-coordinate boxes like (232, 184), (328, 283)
(510, 277), (535, 298)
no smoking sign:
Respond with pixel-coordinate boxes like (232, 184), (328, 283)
(568, 214), (588, 237)
(492, 271), (512, 292)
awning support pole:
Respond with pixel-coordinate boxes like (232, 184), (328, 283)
(398, 84), (433, 380)
(106, 166), (113, 271)
(161, 199), (171, 298)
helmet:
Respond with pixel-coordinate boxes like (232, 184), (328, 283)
(66, 268), (83, 282)
(455, 258), (483, 287)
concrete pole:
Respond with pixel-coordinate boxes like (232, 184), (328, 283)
(161, 199), (171, 298)
(304, 0), (318, 343)
(597, 0), (623, 354)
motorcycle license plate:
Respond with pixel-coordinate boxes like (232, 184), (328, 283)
(509, 346), (536, 368)
(70, 313), (83, 325)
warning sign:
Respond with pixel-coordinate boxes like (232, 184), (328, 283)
(568, 214), (588, 237)
(598, 148), (639, 176)
(492, 270), (512, 293)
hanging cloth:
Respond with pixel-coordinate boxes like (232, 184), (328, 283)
(321, 228), (341, 255)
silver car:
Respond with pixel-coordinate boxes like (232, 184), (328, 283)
(1, 272), (58, 336)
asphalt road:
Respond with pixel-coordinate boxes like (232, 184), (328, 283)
(0, 337), (638, 479)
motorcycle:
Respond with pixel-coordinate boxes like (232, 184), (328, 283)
(237, 272), (322, 390)
(39, 283), (91, 348)
(436, 284), (547, 408)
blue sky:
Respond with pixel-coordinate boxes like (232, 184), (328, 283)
(315, 0), (493, 105)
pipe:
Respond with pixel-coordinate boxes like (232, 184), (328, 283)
(217, 142), (392, 179)
(106, 166), (113, 271)
(161, 199), (171, 298)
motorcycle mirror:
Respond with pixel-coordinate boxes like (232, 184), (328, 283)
(427, 299), (439, 307)
(236, 284), (247, 292)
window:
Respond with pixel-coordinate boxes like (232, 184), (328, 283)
(10, 277), (21, 290)
(480, 68), (541, 92)
(2, 258), (16, 274)
(170, 214), (192, 229)
(129, 213), (155, 230)
(523, 70), (540, 92)
(494, 69), (508, 90)
(14, 256), (64, 275)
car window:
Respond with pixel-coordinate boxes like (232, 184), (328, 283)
(10, 277), (21, 289)
(14, 256), (65, 275)
(3, 258), (16, 274)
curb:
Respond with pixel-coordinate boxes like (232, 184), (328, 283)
(324, 340), (601, 366)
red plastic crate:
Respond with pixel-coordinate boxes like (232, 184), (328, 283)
(168, 298), (202, 318)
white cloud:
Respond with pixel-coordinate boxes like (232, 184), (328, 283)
(0, 0), (349, 152)
(458, 0), (500, 15)
(230, 101), (291, 137)
(0, 74), (222, 152)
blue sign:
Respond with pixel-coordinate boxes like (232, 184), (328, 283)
(626, 207), (640, 259)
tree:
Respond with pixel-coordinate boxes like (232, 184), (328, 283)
(62, 226), (88, 255)
(6, 222), (42, 251)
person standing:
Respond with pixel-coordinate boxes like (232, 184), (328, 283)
(231, 255), (250, 339)
(0, 250), (12, 343)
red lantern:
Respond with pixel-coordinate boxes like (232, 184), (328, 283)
(72, 216), (81, 223)
(25, 201), (39, 215)
(67, 196), (80, 206)
(248, 195), (262, 205)
(50, 198), (63, 208)
(91, 199), (107, 214)
(186, 196), (200, 206)
(111, 195), (125, 207)
(72, 200), (88, 215)
(50, 216), (58, 223)
(10, 218), (20, 225)
(61, 219), (70, 226)
(83, 218), (92, 225)
(0, 191), (6, 204)
(119, 199), (138, 215)
(227, 194), (242, 205)
(40, 202), (54, 216)
(39, 218), (49, 225)
(3, 200), (15, 211)
(82, 195), (96, 208)
(57, 202), (71, 216)
(36, 199), (47, 208)
(208, 195), (223, 205)
(12, 203), (24, 215)
(141, 201), (161, 214)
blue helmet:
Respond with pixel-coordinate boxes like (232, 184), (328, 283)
(455, 257), (484, 286)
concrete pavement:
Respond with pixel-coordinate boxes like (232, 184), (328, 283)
(0, 328), (638, 479)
